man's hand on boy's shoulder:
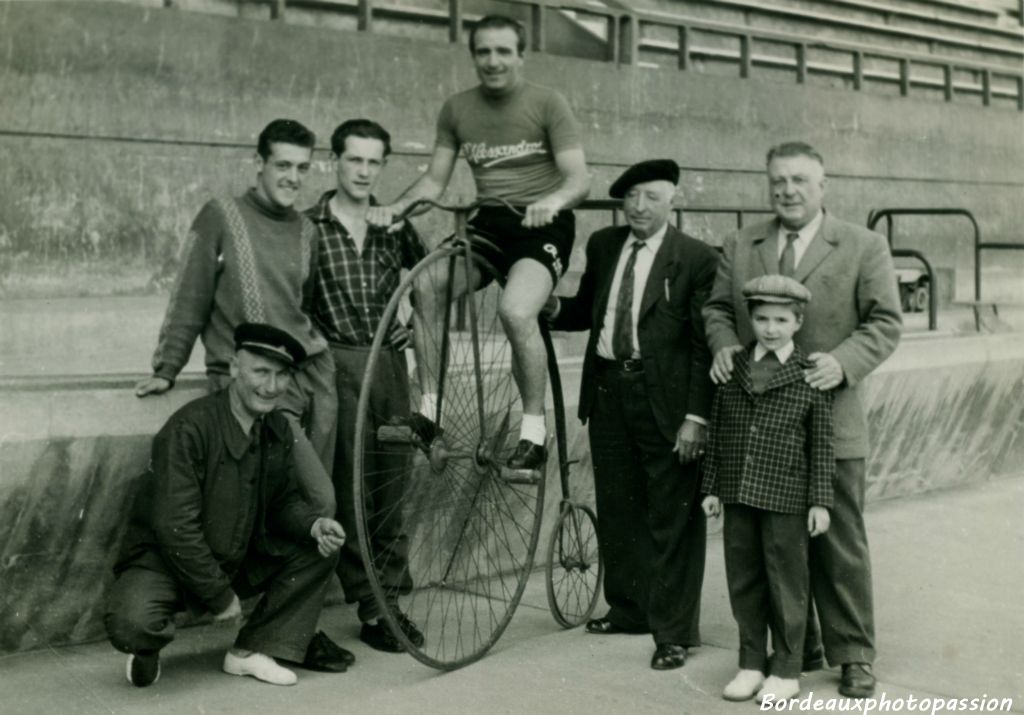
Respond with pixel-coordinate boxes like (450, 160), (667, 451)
(808, 506), (831, 537)
(710, 345), (743, 384)
(804, 352), (844, 390)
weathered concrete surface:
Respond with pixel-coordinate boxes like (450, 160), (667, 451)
(0, 379), (207, 654)
(0, 1), (1021, 298)
(0, 476), (1020, 714)
(2, 331), (1024, 655)
(864, 331), (1024, 498)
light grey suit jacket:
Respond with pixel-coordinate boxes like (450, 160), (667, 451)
(702, 212), (902, 459)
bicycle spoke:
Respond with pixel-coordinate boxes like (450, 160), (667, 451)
(353, 245), (546, 669)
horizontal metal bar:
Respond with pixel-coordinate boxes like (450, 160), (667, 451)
(633, 13), (1023, 71)
(634, 1), (1023, 58)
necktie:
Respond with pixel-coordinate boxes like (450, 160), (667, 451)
(612, 240), (644, 360)
(779, 231), (799, 276)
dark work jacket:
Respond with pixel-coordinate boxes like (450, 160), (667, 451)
(551, 223), (718, 442)
(115, 390), (318, 613)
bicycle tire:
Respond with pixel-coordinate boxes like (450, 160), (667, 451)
(352, 241), (547, 670)
(545, 502), (602, 628)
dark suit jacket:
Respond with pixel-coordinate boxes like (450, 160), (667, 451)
(552, 223), (718, 442)
(701, 344), (835, 514)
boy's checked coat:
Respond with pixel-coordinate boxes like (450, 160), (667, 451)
(702, 343), (835, 513)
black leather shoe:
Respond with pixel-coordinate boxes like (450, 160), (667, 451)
(585, 617), (638, 635)
(126, 652), (160, 687)
(359, 621), (405, 653)
(651, 643), (687, 671)
(399, 413), (441, 447)
(394, 612), (425, 648)
(802, 646), (825, 672)
(300, 631), (354, 672)
(839, 663), (876, 698)
(506, 439), (546, 471)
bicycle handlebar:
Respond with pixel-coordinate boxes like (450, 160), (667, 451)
(392, 196), (525, 224)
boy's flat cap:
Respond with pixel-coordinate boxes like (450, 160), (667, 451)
(609, 159), (680, 199)
(742, 274), (812, 304)
(234, 322), (306, 366)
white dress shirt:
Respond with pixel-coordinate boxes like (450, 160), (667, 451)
(596, 222), (706, 427)
(776, 210), (824, 270)
(753, 341), (795, 365)
(597, 222), (668, 360)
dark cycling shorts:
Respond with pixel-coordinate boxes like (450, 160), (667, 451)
(468, 205), (575, 287)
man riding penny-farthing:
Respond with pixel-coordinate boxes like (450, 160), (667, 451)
(354, 14), (599, 669)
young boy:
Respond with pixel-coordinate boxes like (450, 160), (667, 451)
(701, 274), (835, 704)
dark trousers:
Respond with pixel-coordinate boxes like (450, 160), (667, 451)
(805, 458), (876, 665)
(588, 366), (706, 646)
(105, 545), (338, 663)
(724, 504), (809, 679)
(331, 344), (413, 623)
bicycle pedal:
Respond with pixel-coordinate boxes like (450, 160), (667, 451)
(377, 425), (414, 443)
(497, 467), (542, 485)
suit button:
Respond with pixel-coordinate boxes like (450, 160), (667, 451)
(750, 426), (757, 434)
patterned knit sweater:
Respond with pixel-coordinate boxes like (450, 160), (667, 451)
(151, 189), (326, 382)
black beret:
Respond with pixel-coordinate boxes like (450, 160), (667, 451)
(609, 159), (680, 199)
(234, 323), (306, 367)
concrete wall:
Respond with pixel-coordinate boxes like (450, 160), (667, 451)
(0, 1), (1022, 302)
(2, 331), (1024, 654)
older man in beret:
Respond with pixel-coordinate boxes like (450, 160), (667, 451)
(547, 159), (718, 670)
(106, 323), (352, 688)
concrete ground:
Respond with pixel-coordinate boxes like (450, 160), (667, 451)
(1, 477), (1021, 715)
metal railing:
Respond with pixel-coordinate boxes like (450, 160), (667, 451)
(867, 209), (940, 330)
(866, 207), (1024, 330)
(578, 199), (773, 232)
(234, 0), (1024, 110)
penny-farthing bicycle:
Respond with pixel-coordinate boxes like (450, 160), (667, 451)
(352, 197), (602, 670)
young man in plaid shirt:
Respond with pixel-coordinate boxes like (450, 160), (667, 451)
(701, 274), (835, 704)
(306, 119), (426, 654)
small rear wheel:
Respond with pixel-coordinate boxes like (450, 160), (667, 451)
(545, 502), (602, 628)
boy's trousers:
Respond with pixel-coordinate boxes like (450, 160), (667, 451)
(723, 503), (809, 679)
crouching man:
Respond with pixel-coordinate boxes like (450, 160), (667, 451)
(106, 323), (352, 687)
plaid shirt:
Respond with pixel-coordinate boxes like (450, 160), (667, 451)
(701, 344), (835, 514)
(306, 191), (426, 346)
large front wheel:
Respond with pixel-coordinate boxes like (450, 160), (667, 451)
(352, 243), (546, 670)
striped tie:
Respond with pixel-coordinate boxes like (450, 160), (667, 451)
(612, 241), (644, 360)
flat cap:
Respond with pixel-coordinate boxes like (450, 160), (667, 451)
(609, 159), (680, 199)
(742, 274), (812, 304)
(234, 322), (306, 367)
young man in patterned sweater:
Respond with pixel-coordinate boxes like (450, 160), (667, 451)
(135, 119), (337, 519)
(701, 274), (835, 704)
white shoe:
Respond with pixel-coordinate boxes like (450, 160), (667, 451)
(755, 675), (800, 704)
(222, 651), (297, 686)
(722, 669), (765, 701)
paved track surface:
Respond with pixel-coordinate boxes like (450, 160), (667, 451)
(1, 478), (1021, 715)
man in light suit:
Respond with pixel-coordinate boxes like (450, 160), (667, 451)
(548, 159), (718, 671)
(702, 141), (902, 698)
